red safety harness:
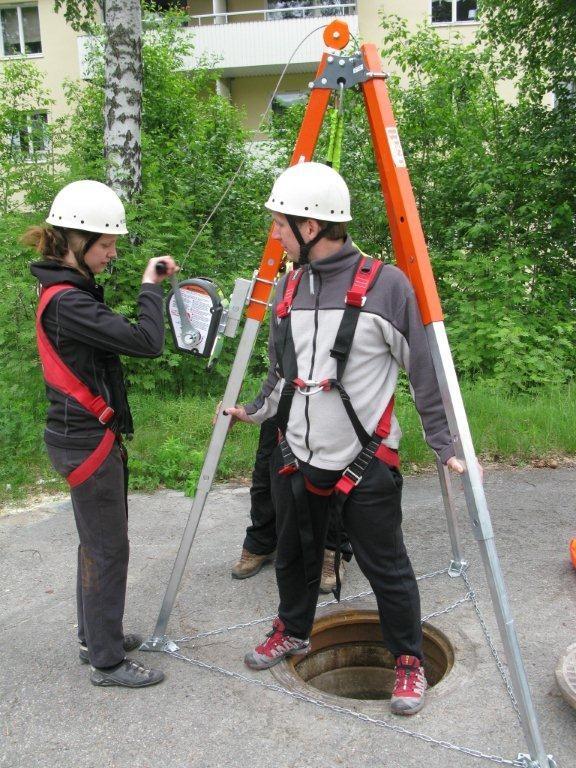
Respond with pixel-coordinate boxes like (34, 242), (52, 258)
(36, 284), (117, 488)
(274, 256), (399, 598)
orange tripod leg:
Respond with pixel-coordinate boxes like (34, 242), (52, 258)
(360, 43), (443, 326)
(246, 57), (331, 322)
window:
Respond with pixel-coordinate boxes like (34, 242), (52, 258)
(0, 4), (42, 56)
(271, 91), (308, 114)
(267, 1), (354, 22)
(151, 0), (188, 11)
(11, 111), (49, 157)
(431, 0), (477, 24)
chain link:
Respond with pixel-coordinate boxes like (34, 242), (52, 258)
(168, 648), (524, 767)
(175, 567), (449, 644)
(461, 570), (522, 723)
(421, 593), (472, 623)
(165, 564), (545, 766)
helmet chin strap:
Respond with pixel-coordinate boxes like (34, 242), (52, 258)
(286, 216), (330, 266)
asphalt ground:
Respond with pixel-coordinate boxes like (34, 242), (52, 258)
(1, 467), (575, 768)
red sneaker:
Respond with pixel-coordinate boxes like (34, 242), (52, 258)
(390, 655), (427, 715)
(244, 617), (310, 670)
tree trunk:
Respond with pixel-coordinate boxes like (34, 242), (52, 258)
(103, 0), (142, 200)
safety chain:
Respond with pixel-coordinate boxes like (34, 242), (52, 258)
(420, 592), (472, 624)
(168, 648), (524, 768)
(166, 564), (540, 766)
(461, 570), (522, 723)
(175, 567), (450, 644)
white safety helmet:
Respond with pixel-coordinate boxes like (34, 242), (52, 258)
(46, 180), (128, 235)
(265, 162), (352, 222)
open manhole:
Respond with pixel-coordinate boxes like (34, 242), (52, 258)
(271, 606), (454, 706)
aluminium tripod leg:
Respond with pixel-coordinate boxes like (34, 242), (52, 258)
(142, 70), (333, 652)
(435, 456), (466, 575)
(360, 41), (552, 768)
(141, 317), (262, 651)
(427, 321), (551, 768)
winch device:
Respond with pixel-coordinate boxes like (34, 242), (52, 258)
(157, 262), (253, 369)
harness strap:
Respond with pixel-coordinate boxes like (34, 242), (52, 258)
(330, 256), (383, 380)
(67, 430), (117, 488)
(276, 268), (305, 319)
(277, 435), (320, 589)
(37, 285), (115, 425)
(37, 284), (117, 487)
(319, 379), (372, 446)
(273, 254), (395, 601)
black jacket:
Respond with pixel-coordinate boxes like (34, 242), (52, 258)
(30, 262), (165, 449)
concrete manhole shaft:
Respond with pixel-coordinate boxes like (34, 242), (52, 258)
(272, 606), (454, 706)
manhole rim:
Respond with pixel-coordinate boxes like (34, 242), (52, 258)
(556, 641), (576, 710)
(270, 602), (456, 712)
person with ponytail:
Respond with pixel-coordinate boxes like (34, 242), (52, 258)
(25, 180), (177, 689)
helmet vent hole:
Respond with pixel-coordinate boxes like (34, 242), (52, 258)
(80, 220), (84, 224)
(105, 223), (109, 227)
(305, 206), (309, 211)
(331, 210), (334, 214)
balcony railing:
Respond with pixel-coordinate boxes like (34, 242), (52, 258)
(78, 4), (359, 80)
(189, 3), (356, 26)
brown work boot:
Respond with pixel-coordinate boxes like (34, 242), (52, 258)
(231, 548), (275, 580)
(319, 549), (346, 594)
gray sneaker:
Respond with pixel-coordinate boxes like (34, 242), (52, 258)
(90, 658), (164, 688)
(79, 633), (143, 664)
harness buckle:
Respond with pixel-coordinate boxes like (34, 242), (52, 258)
(342, 467), (361, 485)
(293, 378), (326, 396)
(335, 467), (362, 496)
(276, 301), (291, 318)
(345, 290), (367, 308)
(98, 406), (115, 425)
(278, 462), (299, 476)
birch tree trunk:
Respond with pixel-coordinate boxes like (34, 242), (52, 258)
(103, 0), (142, 200)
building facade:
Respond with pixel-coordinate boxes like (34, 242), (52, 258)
(0, 0), (479, 150)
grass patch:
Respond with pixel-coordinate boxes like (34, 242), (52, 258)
(1, 380), (575, 508)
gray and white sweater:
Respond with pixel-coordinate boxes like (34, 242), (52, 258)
(245, 238), (455, 472)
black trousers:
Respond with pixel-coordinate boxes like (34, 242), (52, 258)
(244, 417), (351, 557)
(46, 442), (129, 668)
(270, 445), (423, 660)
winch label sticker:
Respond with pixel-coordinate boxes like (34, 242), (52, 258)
(170, 287), (213, 353)
(386, 127), (406, 168)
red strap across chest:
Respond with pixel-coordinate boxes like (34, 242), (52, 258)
(36, 283), (117, 488)
(276, 268), (305, 318)
(36, 284), (114, 425)
(346, 256), (383, 307)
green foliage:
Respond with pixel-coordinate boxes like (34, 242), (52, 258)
(60, 10), (273, 393)
(271, 16), (576, 390)
(3, 382), (575, 505)
(2, 7), (576, 504)
(52, 0), (98, 34)
(0, 60), (65, 214)
(479, 0), (576, 100)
